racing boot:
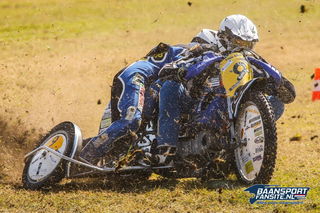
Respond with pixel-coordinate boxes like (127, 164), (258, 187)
(79, 134), (109, 165)
(82, 137), (92, 147)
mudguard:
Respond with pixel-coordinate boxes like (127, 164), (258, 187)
(231, 78), (265, 118)
(65, 123), (83, 177)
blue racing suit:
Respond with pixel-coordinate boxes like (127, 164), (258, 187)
(79, 43), (186, 163)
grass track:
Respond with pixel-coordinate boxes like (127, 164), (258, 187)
(0, 0), (319, 212)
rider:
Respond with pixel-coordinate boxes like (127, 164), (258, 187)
(79, 31), (223, 165)
(78, 43), (188, 165)
(79, 28), (222, 165)
(151, 14), (296, 166)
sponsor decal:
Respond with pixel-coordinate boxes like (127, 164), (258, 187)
(221, 59), (233, 72)
(255, 145), (264, 153)
(152, 52), (166, 60)
(249, 115), (261, 123)
(100, 108), (112, 131)
(253, 154), (262, 162)
(229, 79), (242, 92)
(46, 135), (63, 151)
(244, 185), (310, 204)
(254, 127), (262, 133)
(247, 108), (259, 114)
(150, 52), (168, 63)
(241, 153), (250, 163)
(254, 130), (263, 137)
(125, 106), (136, 120)
(254, 136), (264, 144)
(244, 111), (248, 125)
(132, 73), (145, 87)
(251, 120), (261, 128)
(137, 86), (145, 111)
(245, 160), (254, 174)
(49, 155), (57, 163)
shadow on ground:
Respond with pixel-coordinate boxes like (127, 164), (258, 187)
(11, 176), (245, 194)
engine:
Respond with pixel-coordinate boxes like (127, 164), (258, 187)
(177, 131), (218, 158)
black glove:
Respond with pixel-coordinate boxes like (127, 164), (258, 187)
(158, 65), (187, 83)
(276, 77), (296, 104)
(265, 77), (296, 104)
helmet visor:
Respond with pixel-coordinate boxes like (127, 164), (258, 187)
(232, 38), (257, 50)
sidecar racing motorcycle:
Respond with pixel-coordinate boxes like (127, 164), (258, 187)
(22, 50), (295, 190)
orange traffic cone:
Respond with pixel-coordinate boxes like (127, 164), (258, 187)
(312, 68), (320, 101)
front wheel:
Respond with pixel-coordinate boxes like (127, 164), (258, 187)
(234, 91), (277, 184)
(22, 122), (75, 190)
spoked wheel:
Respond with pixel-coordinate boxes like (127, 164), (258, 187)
(22, 122), (74, 190)
(234, 92), (277, 184)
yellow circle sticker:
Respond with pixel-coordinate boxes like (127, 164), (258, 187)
(45, 135), (64, 150)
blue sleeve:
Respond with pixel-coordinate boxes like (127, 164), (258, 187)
(158, 49), (223, 81)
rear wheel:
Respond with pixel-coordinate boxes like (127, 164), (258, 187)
(234, 91), (277, 184)
(22, 122), (74, 190)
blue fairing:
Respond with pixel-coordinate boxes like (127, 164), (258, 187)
(247, 57), (282, 86)
(184, 52), (224, 80)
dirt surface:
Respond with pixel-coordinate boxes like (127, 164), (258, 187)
(0, 0), (319, 212)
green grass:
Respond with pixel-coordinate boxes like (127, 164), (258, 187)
(0, 176), (319, 212)
(0, 0), (204, 41)
(1, 0), (318, 42)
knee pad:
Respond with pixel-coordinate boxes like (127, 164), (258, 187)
(125, 106), (142, 132)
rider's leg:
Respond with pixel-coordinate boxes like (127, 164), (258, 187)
(79, 71), (146, 165)
(157, 81), (193, 147)
(142, 80), (163, 121)
(152, 81), (195, 165)
(98, 102), (112, 135)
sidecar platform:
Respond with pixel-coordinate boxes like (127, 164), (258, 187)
(25, 145), (173, 178)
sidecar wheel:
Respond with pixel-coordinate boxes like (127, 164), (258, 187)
(234, 91), (277, 184)
(22, 122), (74, 190)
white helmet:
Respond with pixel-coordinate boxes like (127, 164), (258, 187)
(218, 14), (259, 50)
(191, 29), (218, 44)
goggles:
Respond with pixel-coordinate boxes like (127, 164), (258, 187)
(231, 37), (257, 50)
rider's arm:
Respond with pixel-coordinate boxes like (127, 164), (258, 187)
(247, 57), (296, 104)
(158, 51), (223, 83)
(187, 43), (218, 57)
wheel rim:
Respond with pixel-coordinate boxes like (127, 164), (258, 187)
(27, 132), (68, 182)
(235, 102), (265, 182)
